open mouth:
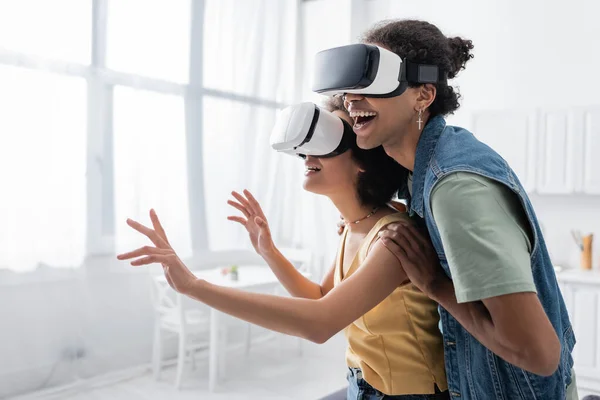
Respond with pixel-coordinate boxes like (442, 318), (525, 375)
(349, 111), (377, 130)
(305, 166), (321, 176)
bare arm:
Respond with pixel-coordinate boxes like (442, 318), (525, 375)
(119, 210), (397, 346)
(227, 189), (334, 299)
(428, 279), (560, 376)
(260, 249), (335, 299)
(380, 223), (561, 376)
(183, 240), (405, 343)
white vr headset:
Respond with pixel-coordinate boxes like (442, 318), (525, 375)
(312, 44), (444, 98)
(270, 45), (444, 157)
(270, 102), (354, 158)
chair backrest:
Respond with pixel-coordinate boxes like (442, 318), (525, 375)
(149, 273), (183, 319)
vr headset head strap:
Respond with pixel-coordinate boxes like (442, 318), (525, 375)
(402, 59), (447, 84)
(354, 56), (446, 99)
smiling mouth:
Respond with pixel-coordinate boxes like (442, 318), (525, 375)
(305, 166), (321, 176)
(349, 111), (377, 129)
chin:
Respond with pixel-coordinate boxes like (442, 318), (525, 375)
(302, 178), (320, 194)
(303, 178), (335, 198)
(354, 123), (384, 150)
(355, 135), (380, 150)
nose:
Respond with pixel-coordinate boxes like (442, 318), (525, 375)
(343, 93), (365, 110)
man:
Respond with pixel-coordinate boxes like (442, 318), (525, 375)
(310, 20), (577, 399)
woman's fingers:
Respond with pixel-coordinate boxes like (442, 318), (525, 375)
(130, 254), (169, 266)
(150, 209), (170, 245)
(231, 191), (252, 210)
(227, 200), (251, 218)
(227, 216), (248, 226)
(117, 246), (170, 260)
(243, 189), (266, 219)
(126, 219), (167, 248)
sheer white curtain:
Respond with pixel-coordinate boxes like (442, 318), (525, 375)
(202, 0), (340, 277)
(0, 66), (87, 273)
(113, 87), (193, 259)
(109, 0), (193, 258)
(0, 1), (342, 398)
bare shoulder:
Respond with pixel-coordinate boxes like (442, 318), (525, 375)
(366, 212), (413, 251)
(362, 238), (408, 285)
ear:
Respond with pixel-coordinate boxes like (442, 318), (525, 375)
(416, 84), (436, 111)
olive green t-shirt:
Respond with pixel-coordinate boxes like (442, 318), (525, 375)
(409, 172), (578, 398)
(409, 171), (537, 303)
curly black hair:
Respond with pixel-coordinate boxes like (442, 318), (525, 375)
(361, 19), (474, 117)
(322, 96), (408, 207)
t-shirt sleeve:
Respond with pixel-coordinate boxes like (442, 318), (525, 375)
(430, 172), (537, 303)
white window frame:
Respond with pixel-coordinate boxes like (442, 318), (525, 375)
(0, 0), (295, 266)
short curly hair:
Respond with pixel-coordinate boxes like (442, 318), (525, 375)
(361, 19), (474, 117)
(322, 96), (408, 207)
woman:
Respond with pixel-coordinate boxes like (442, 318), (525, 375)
(336, 19), (575, 400)
(117, 98), (449, 399)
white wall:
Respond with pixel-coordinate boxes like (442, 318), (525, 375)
(0, 262), (261, 398)
(382, 0), (600, 270)
(0, 266), (154, 398)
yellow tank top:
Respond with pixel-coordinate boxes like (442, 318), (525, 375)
(334, 213), (448, 395)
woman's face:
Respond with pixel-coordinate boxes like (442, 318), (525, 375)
(302, 110), (362, 197)
(342, 43), (423, 150)
(343, 90), (419, 150)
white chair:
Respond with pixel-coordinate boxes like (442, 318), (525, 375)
(189, 249), (271, 357)
(244, 246), (313, 356)
(154, 249), (262, 387)
(150, 248), (312, 388)
(149, 269), (227, 389)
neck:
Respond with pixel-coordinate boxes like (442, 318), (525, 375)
(383, 115), (430, 172)
(328, 193), (379, 233)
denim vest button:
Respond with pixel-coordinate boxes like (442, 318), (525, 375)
(446, 341), (456, 346)
(450, 392), (461, 397)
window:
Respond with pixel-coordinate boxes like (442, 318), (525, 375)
(113, 86), (192, 258)
(0, 0), (91, 64)
(0, 66), (87, 272)
(203, 0), (297, 103)
(106, 0), (191, 82)
(0, 0), (299, 272)
(202, 96), (283, 249)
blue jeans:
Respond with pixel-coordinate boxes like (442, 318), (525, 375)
(346, 368), (449, 400)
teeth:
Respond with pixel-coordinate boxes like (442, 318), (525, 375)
(349, 111), (377, 118)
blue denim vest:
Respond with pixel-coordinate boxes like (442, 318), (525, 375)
(407, 116), (576, 399)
